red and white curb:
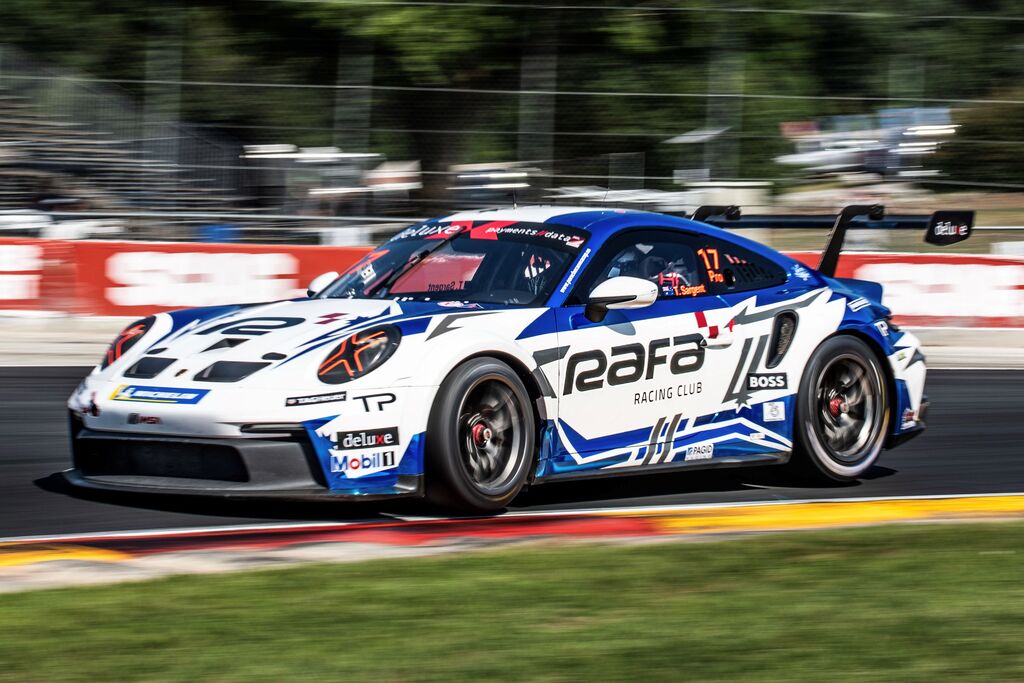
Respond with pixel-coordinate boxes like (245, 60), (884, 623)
(3, 492), (1024, 593)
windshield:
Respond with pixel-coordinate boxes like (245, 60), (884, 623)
(320, 220), (589, 306)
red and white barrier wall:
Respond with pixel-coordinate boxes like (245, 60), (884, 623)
(789, 252), (1024, 327)
(0, 238), (368, 317)
(2, 238), (1022, 327)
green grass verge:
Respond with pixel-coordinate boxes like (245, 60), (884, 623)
(2, 522), (1023, 682)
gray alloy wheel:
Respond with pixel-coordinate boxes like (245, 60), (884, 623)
(792, 335), (889, 481)
(425, 357), (535, 512)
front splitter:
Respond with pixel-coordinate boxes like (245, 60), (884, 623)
(63, 469), (423, 503)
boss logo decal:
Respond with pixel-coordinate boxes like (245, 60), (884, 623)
(746, 373), (788, 390)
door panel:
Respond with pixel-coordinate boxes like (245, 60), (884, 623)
(545, 228), (813, 476)
(552, 295), (735, 469)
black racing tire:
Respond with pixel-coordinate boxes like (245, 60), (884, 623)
(790, 335), (890, 482)
(425, 357), (536, 513)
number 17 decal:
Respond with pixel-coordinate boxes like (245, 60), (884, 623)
(697, 247), (720, 270)
(698, 247), (724, 284)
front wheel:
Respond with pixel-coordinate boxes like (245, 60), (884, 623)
(791, 335), (889, 481)
(425, 357), (535, 513)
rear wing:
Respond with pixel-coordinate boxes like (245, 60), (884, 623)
(692, 204), (974, 277)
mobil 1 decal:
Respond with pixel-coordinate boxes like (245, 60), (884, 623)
(722, 333), (788, 407)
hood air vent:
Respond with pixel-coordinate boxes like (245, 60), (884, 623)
(203, 338), (248, 352)
(123, 356), (176, 379)
(194, 361), (270, 383)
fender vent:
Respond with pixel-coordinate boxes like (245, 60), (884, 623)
(123, 356), (176, 379)
(767, 312), (798, 369)
(194, 361), (270, 383)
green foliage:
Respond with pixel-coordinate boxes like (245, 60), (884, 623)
(1, 523), (1024, 681)
(1, 1), (1023, 183)
(935, 93), (1024, 186)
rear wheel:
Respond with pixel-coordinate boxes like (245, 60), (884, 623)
(425, 357), (535, 513)
(791, 335), (889, 481)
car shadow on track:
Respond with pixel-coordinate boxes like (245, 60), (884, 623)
(33, 464), (899, 523)
(512, 465), (897, 510)
(33, 473), (424, 523)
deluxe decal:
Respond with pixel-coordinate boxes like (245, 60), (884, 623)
(110, 385), (209, 404)
(563, 334), (705, 395)
(392, 222), (463, 241)
(333, 427), (399, 450)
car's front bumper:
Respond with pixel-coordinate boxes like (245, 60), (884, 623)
(65, 418), (423, 501)
(885, 395), (929, 450)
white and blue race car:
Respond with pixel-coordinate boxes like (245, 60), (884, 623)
(66, 204), (972, 512)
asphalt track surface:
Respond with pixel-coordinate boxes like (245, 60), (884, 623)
(2, 366), (1022, 539)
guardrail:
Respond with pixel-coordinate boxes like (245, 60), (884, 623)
(0, 209), (423, 244)
(5, 208), (1024, 256)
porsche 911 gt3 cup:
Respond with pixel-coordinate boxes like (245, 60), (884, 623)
(65, 204), (972, 512)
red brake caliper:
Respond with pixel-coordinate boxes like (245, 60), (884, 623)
(471, 422), (490, 446)
(828, 397), (844, 417)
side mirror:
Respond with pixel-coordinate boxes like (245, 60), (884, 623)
(307, 271), (339, 297)
(584, 276), (658, 323)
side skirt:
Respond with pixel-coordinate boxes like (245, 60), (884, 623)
(533, 450), (791, 485)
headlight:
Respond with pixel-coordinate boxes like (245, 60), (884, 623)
(318, 325), (401, 384)
(101, 316), (155, 369)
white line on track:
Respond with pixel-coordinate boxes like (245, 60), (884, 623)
(924, 367), (1024, 371)
(3, 491), (1023, 545)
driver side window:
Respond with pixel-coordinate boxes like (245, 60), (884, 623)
(569, 229), (709, 304)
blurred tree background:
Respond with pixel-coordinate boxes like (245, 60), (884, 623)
(1, 0), (1023, 190)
